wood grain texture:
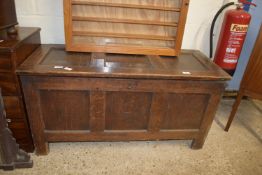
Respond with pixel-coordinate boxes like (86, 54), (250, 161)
(148, 93), (169, 132)
(45, 130), (199, 142)
(17, 46), (230, 81)
(22, 81), (49, 155)
(105, 91), (152, 130)
(40, 90), (90, 130)
(175, 0), (189, 55)
(191, 93), (222, 149)
(3, 96), (25, 119)
(0, 27), (41, 152)
(64, 0), (189, 56)
(90, 91), (106, 132)
(161, 93), (210, 130)
(225, 25), (262, 131)
(241, 25), (262, 95)
(17, 46), (229, 155)
(0, 73), (17, 95)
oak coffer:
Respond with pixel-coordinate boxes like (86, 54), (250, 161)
(17, 45), (230, 155)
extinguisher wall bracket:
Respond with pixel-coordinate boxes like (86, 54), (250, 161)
(238, 0), (257, 7)
(209, 2), (236, 58)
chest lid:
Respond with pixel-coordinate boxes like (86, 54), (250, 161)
(17, 45), (231, 81)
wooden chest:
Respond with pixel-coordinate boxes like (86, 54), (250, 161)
(0, 27), (41, 152)
(17, 45), (230, 155)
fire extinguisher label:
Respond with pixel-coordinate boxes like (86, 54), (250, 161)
(223, 24), (249, 65)
(230, 24), (249, 32)
(214, 9), (252, 71)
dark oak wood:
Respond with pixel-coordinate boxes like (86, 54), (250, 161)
(0, 90), (33, 171)
(90, 91), (105, 132)
(0, 27), (41, 152)
(17, 45), (230, 155)
(225, 25), (262, 131)
(148, 93), (169, 132)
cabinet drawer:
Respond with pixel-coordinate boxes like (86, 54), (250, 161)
(10, 128), (30, 141)
(9, 128), (32, 145)
(0, 73), (19, 95)
(7, 119), (27, 129)
(7, 119), (32, 141)
(3, 96), (25, 119)
(0, 52), (12, 71)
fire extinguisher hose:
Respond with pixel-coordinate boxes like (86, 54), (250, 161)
(210, 2), (235, 58)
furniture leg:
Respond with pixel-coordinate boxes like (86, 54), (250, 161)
(225, 92), (244, 132)
(191, 137), (205, 149)
(34, 142), (49, 156)
(22, 82), (49, 155)
(191, 94), (222, 149)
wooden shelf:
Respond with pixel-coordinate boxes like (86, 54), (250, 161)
(70, 43), (177, 56)
(65, 0), (190, 56)
(73, 31), (176, 41)
(72, 16), (178, 27)
(71, 0), (181, 12)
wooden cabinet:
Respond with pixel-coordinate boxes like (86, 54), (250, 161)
(225, 25), (262, 131)
(64, 0), (189, 56)
(17, 46), (230, 155)
(0, 27), (41, 152)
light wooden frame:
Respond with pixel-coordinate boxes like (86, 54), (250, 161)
(64, 0), (190, 56)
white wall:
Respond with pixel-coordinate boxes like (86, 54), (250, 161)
(15, 0), (235, 56)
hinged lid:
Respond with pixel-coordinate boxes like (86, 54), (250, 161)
(17, 45), (231, 81)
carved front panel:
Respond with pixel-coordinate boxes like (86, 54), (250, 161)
(105, 92), (152, 130)
(161, 93), (210, 129)
(39, 90), (90, 130)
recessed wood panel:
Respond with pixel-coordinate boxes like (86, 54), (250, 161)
(39, 90), (90, 130)
(104, 53), (152, 69)
(40, 48), (92, 66)
(105, 91), (152, 130)
(3, 96), (24, 119)
(0, 72), (18, 95)
(160, 54), (208, 71)
(161, 93), (210, 129)
(0, 54), (12, 71)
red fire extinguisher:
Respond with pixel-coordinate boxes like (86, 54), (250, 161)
(210, 0), (257, 76)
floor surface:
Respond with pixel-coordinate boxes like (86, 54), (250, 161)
(1, 99), (262, 175)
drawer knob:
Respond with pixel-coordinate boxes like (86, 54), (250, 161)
(6, 119), (12, 123)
